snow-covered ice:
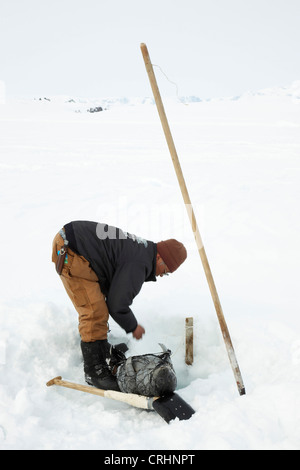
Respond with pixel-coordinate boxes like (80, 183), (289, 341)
(1, 83), (300, 450)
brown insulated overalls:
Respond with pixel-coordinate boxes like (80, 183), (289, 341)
(52, 231), (109, 342)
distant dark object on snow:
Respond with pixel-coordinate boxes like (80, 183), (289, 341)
(35, 97), (51, 101)
(87, 106), (103, 113)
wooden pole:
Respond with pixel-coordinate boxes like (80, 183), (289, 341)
(46, 376), (155, 409)
(46, 376), (195, 423)
(185, 317), (194, 365)
(140, 43), (245, 395)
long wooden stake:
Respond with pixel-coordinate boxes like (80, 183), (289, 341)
(185, 317), (194, 366)
(140, 43), (245, 395)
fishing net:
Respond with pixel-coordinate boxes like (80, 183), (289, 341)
(115, 344), (177, 397)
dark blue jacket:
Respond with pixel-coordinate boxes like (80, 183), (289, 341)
(64, 221), (157, 333)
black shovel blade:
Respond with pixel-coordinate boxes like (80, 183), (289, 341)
(152, 392), (195, 424)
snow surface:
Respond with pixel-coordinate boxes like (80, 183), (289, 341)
(1, 83), (300, 450)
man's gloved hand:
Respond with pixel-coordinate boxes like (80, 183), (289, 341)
(132, 324), (145, 340)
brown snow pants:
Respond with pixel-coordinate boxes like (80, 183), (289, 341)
(52, 231), (109, 342)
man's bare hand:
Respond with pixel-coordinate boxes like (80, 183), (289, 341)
(132, 324), (145, 340)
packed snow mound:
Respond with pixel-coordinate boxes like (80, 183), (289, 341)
(1, 82), (300, 449)
(248, 80), (300, 99)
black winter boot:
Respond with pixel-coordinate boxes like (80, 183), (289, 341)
(81, 340), (120, 391)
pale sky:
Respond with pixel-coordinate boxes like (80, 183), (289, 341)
(1, 0), (300, 99)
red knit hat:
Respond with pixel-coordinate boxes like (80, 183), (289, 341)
(157, 239), (187, 273)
